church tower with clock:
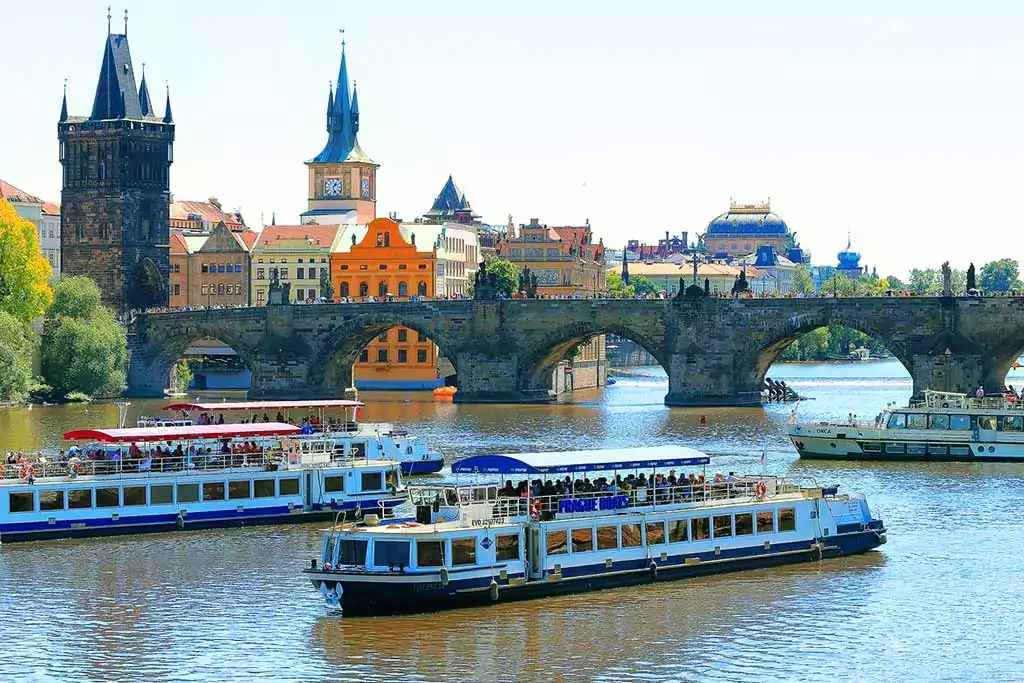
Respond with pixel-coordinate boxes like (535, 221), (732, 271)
(302, 40), (378, 225)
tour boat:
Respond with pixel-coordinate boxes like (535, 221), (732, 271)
(302, 445), (887, 615)
(788, 389), (1024, 462)
(0, 423), (406, 543)
(158, 400), (445, 475)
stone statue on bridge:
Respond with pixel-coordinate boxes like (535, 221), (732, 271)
(320, 268), (334, 302)
(268, 267), (291, 305)
(731, 269), (749, 296)
(519, 266), (539, 298)
(474, 260), (499, 300)
(942, 261), (952, 297)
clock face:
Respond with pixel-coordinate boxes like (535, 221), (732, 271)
(324, 177), (342, 197)
(360, 177), (371, 199)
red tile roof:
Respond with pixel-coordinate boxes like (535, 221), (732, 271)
(170, 199), (245, 228)
(41, 201), (60, 215)
(254, 224), (342, 250)
(0, 179), (44, 205)
(169, 230), (189, 255)
(236, 231), (260, 250)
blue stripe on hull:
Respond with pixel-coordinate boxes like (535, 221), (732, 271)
(401, 460), (444, 475)
(315, 529), (885, 616)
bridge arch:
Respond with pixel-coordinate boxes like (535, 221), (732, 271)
(980, 321), (1024, 392)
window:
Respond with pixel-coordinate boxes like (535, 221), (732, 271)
(418, 281), (427, 295)
(340, 282), (349, 297)
(217, 283), (225, 295)
(756, 511), (774, 533)
(68, 489), (92, 509)
(321, 267), (328, 280)
(257, 268), (265, 279)
(359, 265), (368, 271)
(228, 481), (250, 500)
(887, 413), (906, 429)
(279, 478), (300, 496)
(378, 264), (387, 270)
(735, 512), (753, 536)
(280, 268), (289, 279)
(929, 414), (950, 430)
(377, 349), (388, 363)
(39, 490), (64, 511)
(713, 514), (732, 538)
(417, 349), (428, 363)
(296, 289), (305, 301)
(418, 264), (428, 270)
(378, 331), (389, 342)
(281, 258), (288, 263)
(235, 264), (242, 272)
(324, 476), (344, 493)
(378, 281), (388, 297)
(571, 527), (594, 553)
(359, 282), (368, 297)
(256, 289), (265, 303)
(397, 349), (408, 363)
(398, 281), (408, 296)
(359, 349), (369, 362)
(375, 540), (410, 567)
(296, 267), (305, 280)
(496, 533), (520, 561)
(172, 284), (180, 296)
(778, 508), (796, 532)
(225, 264), (233, 273)
(646, 521), (665, 545)
(398, 264), (407, 270)
(692, 517), (711, 540)
(596, 525), (617, 550)
(150, 485), (173, 505)
(203, 482), (225, 501)
(668, 519), (689, 543)
(451, 537), (477, 565)
(978, 416), (998, 431)
(254, 479), (275, 498)
(123, 486), (147, 506)
(416, 540), (445, 567)
(9, 492), (33, 513)
(361, 471), (383, 491)
(546, 529), (568, 555)
(218, 264), (226, 273)
(620, 523), (642, 548)
(338, 539), (368, 565)
(340, 264), (349, 270)
(417, 330), (425, 342)
(201, 285), (209, 296)
(1003, 415), (1023, 431)
(201, 263), (209, 273)
(96, 488), (119, 508)
(397, 329), (408, 342)
(950, 414), (971, 430)
(907, 413), (929, 429)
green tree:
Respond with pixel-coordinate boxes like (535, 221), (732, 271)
(790, 264), (815, 294)
(48, 275), (104, 319)
(42, 312), (127, 398)
(606, 271), (635, 298)
(631, 274), (659, 297)
(0, 199), (53, 323)
(484, 257), (520, 297)
(979, 258), (1020, 292)
(908, 268), (942, 295)
(171, 360), (193, 394)
(885, 274), (905, 291)
(0, 311), (35, 403)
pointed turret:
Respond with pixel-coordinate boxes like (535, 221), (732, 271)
(351, 80), (360, 134)
(59, 82), (68, 122)
(163, 85), (173, 123)
(90, 33), (143, 120)
(138, 65), (153, 117)
(326, 82), (334, 133)
(621, 246), (630, 285)
(271, 211), (277, 226)
(311, 40), (371, 164)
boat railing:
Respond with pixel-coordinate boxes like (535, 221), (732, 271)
(1, 449), (284, 481)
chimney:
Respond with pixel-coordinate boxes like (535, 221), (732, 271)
(208, 196), (221, 209)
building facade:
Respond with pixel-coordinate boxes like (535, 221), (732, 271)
(704, 200), (792, 259)
(626, 231), (689, 260)
(169, 222), (255, 308)
(496, 218), (607, 296)
(251, 224), (341, 305)
(0, 180), (61, 276)
(170, 198), (245, 232)
(610, 261), (764, 297)
(58, 25), (175, 311)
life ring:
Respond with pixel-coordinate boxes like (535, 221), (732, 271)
(755, 481), (768, 500)
(68, 461), (81, 478)
(941, 401), (950, 408)
(529, 500), (542, 520)
(19, 463), (35, 481)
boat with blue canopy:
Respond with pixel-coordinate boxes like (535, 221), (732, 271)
(303, 445), (887, 615)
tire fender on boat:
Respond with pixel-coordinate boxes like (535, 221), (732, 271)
(489, 579), (499, 601)
(648, 560), (658, 581)
(439, 566), (450, 587)
(176, 513), (185, 530)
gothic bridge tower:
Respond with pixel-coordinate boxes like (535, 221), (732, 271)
(58, 12), (175, 311)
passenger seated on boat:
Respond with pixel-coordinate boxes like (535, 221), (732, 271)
(714, 471), (725, 483)
(499, 480), (517, 497)
(726, 472), (737, 483)
(217, 414), (225, 425)
(276, 412), (285, 422)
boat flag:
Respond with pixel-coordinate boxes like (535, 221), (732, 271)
(761, 440), (767, 465)
(788, 403), (800, 425)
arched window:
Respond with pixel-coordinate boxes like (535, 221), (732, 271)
(418, 281), (427, 296)
(340, 282), (349, 297)
(378, 281), (388, 298)
(384, 232), (391, 247)
(359, 281), (368, 297)
(398, 281), (408, 297)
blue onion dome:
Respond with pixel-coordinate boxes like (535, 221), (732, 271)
(706, 200), (788, 236)
(837, 234), (861, 269)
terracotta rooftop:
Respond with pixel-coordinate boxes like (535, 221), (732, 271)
(254, 224), (343, 250)
(170, 199), (245, 228)
(0, 179), (43, 205)
(41, 201), (60, 215)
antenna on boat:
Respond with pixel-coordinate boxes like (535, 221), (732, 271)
(115, 401), (131, 429)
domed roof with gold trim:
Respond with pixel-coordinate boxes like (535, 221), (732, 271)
(706, 200), (789, 236)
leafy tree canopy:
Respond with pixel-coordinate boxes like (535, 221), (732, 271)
(41, 310), (127, 398)
(979, 258), (1021, 292)
(606, 271), (635, 298)
(0, 310), (36, 403)
(790, 264), (815, 294)
(631, 274), (659, 297)
(484, 256), (519, 298)
(0, 199), (53, 323)
(48, 275), (104, 320)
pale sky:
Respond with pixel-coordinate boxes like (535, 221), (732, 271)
(3, 1), (1023, 278)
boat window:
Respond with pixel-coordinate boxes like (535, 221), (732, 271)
(887, 413), (906, 429)
(361, 472), (383, 491)
(668, 519), (689, 543)
(546, 529), (568, 555)
(645, 521), (665, 545)
(9, 491), (33, 513)
(451, 537), (477, 566)
(39, 490), (64, 511)
(496, 533), (521, 561)
(123, 486), (147, 506)
(68, 489), (92, 509)
(150, 485), (173, 505)
(735, 512), (754, 536)
(949, 415), (971, 430)
(279, 478), (300, 496)
(253, 479), (275, 498)
(374, 540), (410, 568)
(977, 416), (998, 431)
(620, 523), (642, 548)
(324, 476), (344, 493)
(929, 414), (950, 430)
(338, 539), (368, 565)
(779, 508), (796, 532)
(713, 514), (733, 538)
(885, 443), (906, 454)
(416, 540), (445, 567)
(228, 481), (250, 500)
(324, 535), (337, 565)
(571, 527), (594, 553)
(1002, 415), (1023, 432)
(96, 487), (119, 508)
(692, 517), (711, 541)
(906, 414), (929, 429)
(756, 511), (774, 533)
(203, 482), (225, 501)
(177, 483), (200, 503)
(596, 525), (618, 550)
(471, 487), (489, 503)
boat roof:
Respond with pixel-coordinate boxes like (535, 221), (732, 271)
(64, 422), (303, 443)
(451, 445), (710, 475)
(162, 400), (364, 412)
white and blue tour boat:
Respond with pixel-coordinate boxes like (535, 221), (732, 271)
(789, 389), (1024, 462)
(0, 422), (406, 543)
(303, 445), (887, 615)
(154, 400), (444, 475)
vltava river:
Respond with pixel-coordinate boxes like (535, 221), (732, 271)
(2, 359), (1023, 682)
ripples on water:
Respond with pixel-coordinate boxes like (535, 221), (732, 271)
(2, 360), (1024, 682)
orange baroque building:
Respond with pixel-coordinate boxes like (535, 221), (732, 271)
(332, 217), (441, 389)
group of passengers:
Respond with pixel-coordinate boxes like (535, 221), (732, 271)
(193, 413), (226, 425)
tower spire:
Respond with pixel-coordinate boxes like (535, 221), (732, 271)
(326, 80), (334, 133)
(163, 82), (173, 123)
(107, 6), (111, 34)
(124, 8), (128, 35)
(60, 79), (68, 122)
(138, 63), (153, 116)
(351, 79), (360, 134)
(621, 245), (630, 285)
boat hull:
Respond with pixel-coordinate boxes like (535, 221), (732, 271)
(789, 430), (1024, 463)
(400, 459), (444, 476)
(308, 526), (885, 616)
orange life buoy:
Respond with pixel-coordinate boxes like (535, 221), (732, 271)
(68, 461), (81, 478)
(529, 499), (542, 520)
(755, 481), (768, 500)
(19, 463), (36, 481)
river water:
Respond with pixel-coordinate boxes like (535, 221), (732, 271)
(2, 359), (1023, 682)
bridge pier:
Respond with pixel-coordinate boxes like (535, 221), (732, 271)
(909, 352), (988, 397)
(662, 352), (762, 408)
(450, 351), (555, 404)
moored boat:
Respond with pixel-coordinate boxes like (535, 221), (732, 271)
(303, 446), (886, 615)
(0, 423), (406, 543)
(789, 389), (1024, 462)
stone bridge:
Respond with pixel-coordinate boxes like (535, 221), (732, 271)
(126, 297), (1024, 406)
